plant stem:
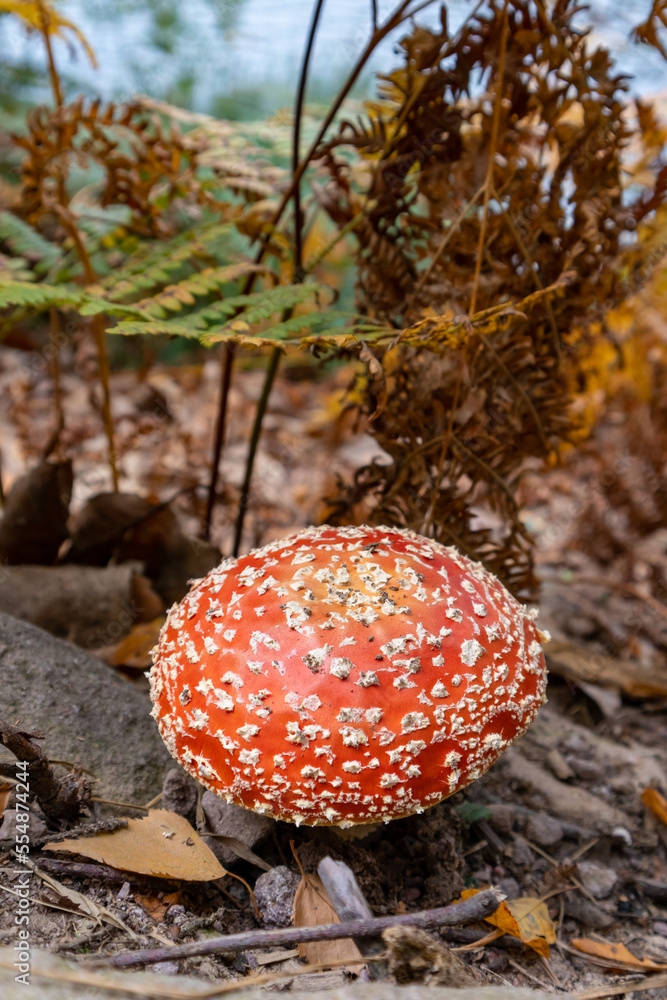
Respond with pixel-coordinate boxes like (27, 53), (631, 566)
(232, 346), (281, 556)
(201, 342), (234, 541)
(204, 0), (433, 540)
(231, 0), (326, 555)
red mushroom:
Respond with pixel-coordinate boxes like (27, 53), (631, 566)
(149, 525), (548, 827)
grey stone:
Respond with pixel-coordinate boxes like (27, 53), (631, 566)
(0, 612), (172, 804)
(563, 895), (615, 930)
(162, 766), (199, 825)
(201, 790), (274, 867)
(566, 756), (601, 782)
(0, 807), (48, 843)
(576, 861), (618, 899)
(254, 865), (301, 927)
(497, 877), (521, 900)
(524, 812), (563, 847)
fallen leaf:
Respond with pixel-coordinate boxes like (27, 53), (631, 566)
(460, 889), (556, 957)
(292, 873), (363, 967)
(571, 938), (667, 971)
(642, 788), (667, 827)
(135, 890), (181, 921)
(98, 616), (166, 669)
(0, 783), (11, 821)
(44, 809), (228, 881)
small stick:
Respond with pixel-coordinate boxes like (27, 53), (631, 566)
(0, 718), (90, 820)
(318, 856), (385, 979)
(87, 886), (506, 969)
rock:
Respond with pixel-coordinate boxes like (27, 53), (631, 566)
(200, 790), (274, 868)
(525, 812), (563, 847)
(149, 962), (179, 975)
(566, 756), (601, 782)
(503, 749), (632, 834)
(254, 865), (301, 927)
(654, 921), (667, 936)
(162, 767), (199, 826)
(576, 861), (618, 899)
(487, 803), (516, 836)
(508, 835), (534, 868)
(564, 895), (615, 930)
(0, 612), (171, 804)
(0, 808), (48, 843)
(546, 749), (574, 781)
(497, 877), (521, 900)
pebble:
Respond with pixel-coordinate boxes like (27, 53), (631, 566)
(0, 809), (48, 842)
(564, 895), (615, 930)
(547, 749), (574, 781)
(497, 877), (521, 899)
(150, 962), (179, 975)
(117, 881), (131, 900)
(162, 768), (198, 825)
(487, 804), (516, 836)
(509, 835), (534, 867)
(254, 866), (301, 928)
(576, 861), (618, 899)
(567, 756), (601, 782)
(525, 811), (564, 847)
(654, 921), (667, 937)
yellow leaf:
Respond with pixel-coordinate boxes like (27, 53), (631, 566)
(292, 873), (363, 968)
(44, 809), (227, 881)
(642, 787), (667, 827)
(571, 938), (667, 971)
(0, 1), (96, 66)
(460, 889), (555, 957)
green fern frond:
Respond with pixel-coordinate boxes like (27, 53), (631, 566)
(137, 262), (269, 318)
(102, 221), (235, 301)
(0, 280), (84, 309)
(0, 212), (64, 276)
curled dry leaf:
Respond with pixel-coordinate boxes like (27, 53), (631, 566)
(571, 938), (667, 972)
(460, 889), (556, 957)
(44, 808), (228, 881)
(292, 873), (364, 968)
(0, 783), (11, 822)
(642, 787), (667, 827)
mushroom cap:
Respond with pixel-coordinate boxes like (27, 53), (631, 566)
(149, 524), (547, 827)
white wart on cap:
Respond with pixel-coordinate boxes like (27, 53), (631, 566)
(150, 524), (548, 827)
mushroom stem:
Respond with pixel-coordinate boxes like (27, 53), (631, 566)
(87, 886), (506, 969)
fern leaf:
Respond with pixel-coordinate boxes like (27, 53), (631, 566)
(0, 280), (83, 309)
(0, 212), (64, 276)
(137, 262), (269, 319)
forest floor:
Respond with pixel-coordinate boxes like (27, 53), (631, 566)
(0, 341), (666, 996)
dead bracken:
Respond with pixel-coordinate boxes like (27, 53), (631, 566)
(149, 524), (549, 827)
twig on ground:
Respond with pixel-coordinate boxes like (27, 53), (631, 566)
(0, 718), (90, 820)
(86, 885), (506, 969)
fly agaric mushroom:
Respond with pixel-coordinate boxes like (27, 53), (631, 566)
(150, 525), (548, 827)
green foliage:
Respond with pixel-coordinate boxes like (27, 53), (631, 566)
(0, 211), (64, 276)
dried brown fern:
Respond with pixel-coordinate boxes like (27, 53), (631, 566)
(318, 0), (667, 597)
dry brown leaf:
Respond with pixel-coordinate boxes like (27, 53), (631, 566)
(99, 616), (166, 669)
(571, 938), (667, 971)
(0, 783), (11, 822)
(546, 641), (667, 699)
(44, 809), (228, 881)
(460, 889), (555, 957)
(642, 787), (667, 827)
(292, 873), (363, 967)
(134, 890), (181, 922)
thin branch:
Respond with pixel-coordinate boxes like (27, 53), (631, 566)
(87, 886), (506, 969)
(0, 719), (90, 821)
